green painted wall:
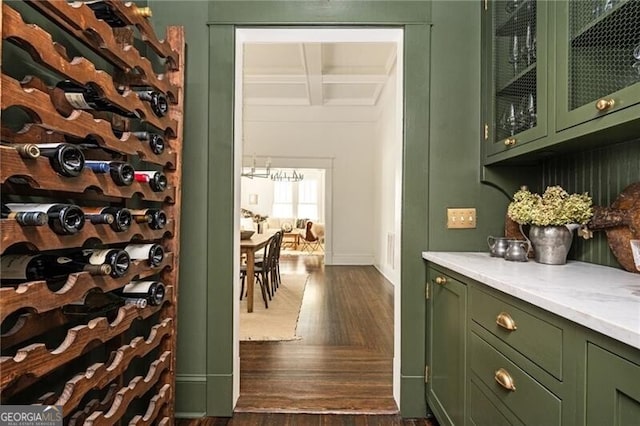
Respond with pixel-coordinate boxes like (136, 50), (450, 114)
(428, 1), (511, 251)
(148, 0), (211, 417)
(147, 0), (518, 419)
(541, 138), (640, 269)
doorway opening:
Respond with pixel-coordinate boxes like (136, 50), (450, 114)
(234, 27), (404, 412)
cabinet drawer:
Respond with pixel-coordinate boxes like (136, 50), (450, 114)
(470, 332), (561, 426)
(470, 286), (563, 380)
(469, 378), (520, 426)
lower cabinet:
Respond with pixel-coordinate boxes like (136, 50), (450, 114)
(427, 266), (467, 426)
(426, 263), (640, 426)
(586, 343), (640, 426)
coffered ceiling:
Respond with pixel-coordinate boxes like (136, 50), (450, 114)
(243, 42), (397, 107)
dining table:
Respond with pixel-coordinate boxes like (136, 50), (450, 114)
(240, 233), (272, 313)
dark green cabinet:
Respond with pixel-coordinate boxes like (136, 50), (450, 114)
(482, 0), (640, 165)
(427, 267), (467, 426)
(586, 343), (640, 426)
(555, 0), (640, 131)
(425, 260), (640, 426)
(482, 0), (548, 157)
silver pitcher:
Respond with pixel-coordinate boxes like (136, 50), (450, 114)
(504, 239), (531, 262)
(487, 236), (510, 257)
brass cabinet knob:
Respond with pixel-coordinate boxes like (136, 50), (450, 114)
(496, 312), (517, 331)
(495, 368), (516, 391)
(504, 138), (517, 147)
(434, 276), (447, 285)
(595, 98), (615, 111)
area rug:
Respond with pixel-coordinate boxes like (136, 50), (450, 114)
(239, 273), (309, 341)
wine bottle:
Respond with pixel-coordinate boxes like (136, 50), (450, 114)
(123, 297), (147, 308)
(84, 1), (152, 28)
(124, 243), (164, 267)
(117, 280), (165, 306)
(56, 80), (140, 119)
(131, 89), (168, 117)
(86, 212), (114, 225)
(134, 171), (167, 192)
(132, 131), (165, 155)
(34, 143), (85, 177)
(85, 160), (135, 186)
(77, 248), (131, 278)
(1, 204), (48, 227)
(5, 203), (85, 235)
(1, 254), (111, 289)
(84, 207), (132, 232)
(62, 290), (125, 318)
(1, 143), (40, 159)
(130, 208), (167, 230)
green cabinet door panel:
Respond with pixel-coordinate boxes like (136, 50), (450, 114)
(555, 0), (640, 132)
(482, 0), (549, 159)
(427, 267), (467, 426)
(586, 343), (640, 426)
(483, 0), (640, 165)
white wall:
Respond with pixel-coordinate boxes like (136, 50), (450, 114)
(373, 65), (401, 285)
(243, 118), (377, 264)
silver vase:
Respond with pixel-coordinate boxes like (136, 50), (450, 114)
(529, 225), (576, 265)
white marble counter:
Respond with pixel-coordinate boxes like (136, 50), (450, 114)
(422, 251), (640, 350)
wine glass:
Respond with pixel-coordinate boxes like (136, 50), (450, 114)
(603, 0), (615, 13)
(525, 93), (537, 129)
(632, 43), (640, 77)
(508, 34), (520, 75)
(524, 23), (534, 66)
(505, 103), (518, 136)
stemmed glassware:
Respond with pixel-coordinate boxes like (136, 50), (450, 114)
(499, 103), (518, 136)
(524, 22), (534, 66)
(517, 93), (537, 131)
(509, 34), (520, 75)
(633, 43), (640, 77)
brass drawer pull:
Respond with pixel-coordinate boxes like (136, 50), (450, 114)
(496, 312), (517, 331)
(495, 368), (516, 391)
(595, 98), (615, 111)
(504, 137), (517, 147)
(434, 276), (447, 285)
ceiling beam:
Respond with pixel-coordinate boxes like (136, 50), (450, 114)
(302, 43), (323, 106)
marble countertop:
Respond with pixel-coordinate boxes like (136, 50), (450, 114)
(422, 251), (640, 350)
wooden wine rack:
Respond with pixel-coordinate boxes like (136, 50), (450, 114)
(0, 1), (183, 423)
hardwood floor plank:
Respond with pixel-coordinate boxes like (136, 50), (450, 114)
(177, 414), (438, 425)
(236, 256), (397, 414)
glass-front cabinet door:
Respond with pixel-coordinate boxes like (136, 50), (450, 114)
(556, 0), (640, 131)
(483, 0), (548, 158)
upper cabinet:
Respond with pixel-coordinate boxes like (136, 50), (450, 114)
(482, 0), (640, 165)
(482, 0), (548, 157)
(556, 0), (640, 130)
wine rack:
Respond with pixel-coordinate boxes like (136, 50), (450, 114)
(0, 1), (183, 423)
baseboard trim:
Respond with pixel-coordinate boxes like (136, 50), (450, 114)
(176, 374), (207, 416)
(332, 254), (374, 265)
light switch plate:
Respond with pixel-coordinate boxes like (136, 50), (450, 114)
(447, 208), (477, 229)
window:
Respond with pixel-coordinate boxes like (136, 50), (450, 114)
(297, 180), (318, 220)
(270, 171), (322, 220)
(272, 181), (293, 217)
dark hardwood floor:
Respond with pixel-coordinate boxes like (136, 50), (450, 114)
(177, 413), (436, 425)
(178, 255), (438, 425)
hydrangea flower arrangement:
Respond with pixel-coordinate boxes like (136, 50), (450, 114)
(507, 185), (593, 226)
